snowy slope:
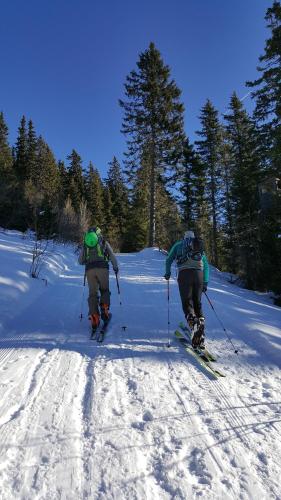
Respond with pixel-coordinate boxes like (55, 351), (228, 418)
(0, 230), (281, 500)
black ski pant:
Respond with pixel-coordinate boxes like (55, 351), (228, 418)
(177, 268), (204, 319)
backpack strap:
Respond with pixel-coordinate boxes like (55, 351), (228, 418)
(177, 237), (203, 265)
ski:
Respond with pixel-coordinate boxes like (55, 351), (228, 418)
(175, 330), (225, 379)
(96, 313), (112, 343)
(175, 331), (225, 378)
(179, 321), (217, 362)
(175, 331), (209, 362)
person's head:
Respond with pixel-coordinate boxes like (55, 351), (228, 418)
(184, 230), (195, 239)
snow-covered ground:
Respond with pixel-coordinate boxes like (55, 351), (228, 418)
(0, 230), (281, 500)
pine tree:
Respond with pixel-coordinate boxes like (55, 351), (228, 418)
(178, 138), (208, 234)
(102, 184), (116, 245)
(120, 42), (185, 246)
(195, 100), (223, 267)
(155, 181), (182, 249)
(220, 130), (236, 273)
(14, 116), (28, 183)
(105, 157), (129, 250)
(0, 112), (14, 227)
(26, 120), (37, 182)
(67, 150), (85, 213)
(85, 162), (104, 229)
(247, 1), (281, 174)
(123, 165), (150, 252)
(13, 116), (29, 229)
(25, 136), (60, 236)
(57, 160), (68, 208)
(224, 92), (262, 288)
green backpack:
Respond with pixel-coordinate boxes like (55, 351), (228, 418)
(84, 227), (108, 263)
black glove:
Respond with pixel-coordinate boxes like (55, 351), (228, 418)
(114, 267), (119, 274)
(203, 283), (208, 293)
(164, 272), (171, 280)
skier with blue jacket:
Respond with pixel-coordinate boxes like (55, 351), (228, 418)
(164, 230), (209, 348)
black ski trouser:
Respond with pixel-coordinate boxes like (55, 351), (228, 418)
(178, 268), (204, 318)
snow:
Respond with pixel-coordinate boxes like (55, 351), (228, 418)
(0, 230), (281, 500)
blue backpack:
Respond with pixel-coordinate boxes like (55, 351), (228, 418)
(177, 236), (204, 265)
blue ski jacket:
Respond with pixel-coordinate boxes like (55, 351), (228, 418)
(165, 240), (209, 283)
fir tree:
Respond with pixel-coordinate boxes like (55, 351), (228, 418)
(25, 137), (60, 236)
(57, 160), (68, 208)
(123, 166), (150, 252)
(85, 162), (105, 229)
(105, 157), (129, 250)
(120, 42), (185, 246)
(67, 150), (85, 213)
(224, 93), (261, 288)
(0, 112), (14, 227)
(26, 120), (37, 182)
(195, 100), (223, 266)
(178, 138), (208, 235)
(102, 184), (116, 245)
(13, 116), (29, 229)
(155, 181), (182, 249)
(219, 130), (236, 273)
(14, 116), (28, 182)
(247, 1), (281, 174)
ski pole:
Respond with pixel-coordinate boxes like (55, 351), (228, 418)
(167, 279), (171, 348)
(204, 292), (238, 354)
(115, 271), (127, 331)
(79, 272), (86, 320)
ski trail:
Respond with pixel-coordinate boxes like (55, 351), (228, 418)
(0, 234), (281, 499)
(0, 349), (85, 500)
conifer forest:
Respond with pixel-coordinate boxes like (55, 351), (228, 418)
(0, 2), (280, 298)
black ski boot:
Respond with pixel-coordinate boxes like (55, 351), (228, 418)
(186, 314), (196, 330)
(192, 317), (205, 349)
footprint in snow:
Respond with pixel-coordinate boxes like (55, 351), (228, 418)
(258, 452), (268, 465)
(142, 410), (153, 422)
(127, 379), (138, 392)
(188, 447), (212, 485)
(131, 411), (153, 431)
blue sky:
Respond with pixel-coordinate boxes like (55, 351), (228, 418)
(1, 0), (273, 177)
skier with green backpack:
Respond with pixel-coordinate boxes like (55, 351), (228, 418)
(79, 227), (119, 331)
(164, 230), (209, 349)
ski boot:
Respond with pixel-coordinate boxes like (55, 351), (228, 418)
(186, 314), (196, 330)
(100, 303), (110, 323)
(192, 317), (205, 349)
(89, 313), (100, 333)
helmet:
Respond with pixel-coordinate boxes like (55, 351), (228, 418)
(184, 230), (195, 239)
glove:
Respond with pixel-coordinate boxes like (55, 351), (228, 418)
(114, 267), (119, 274)
(203, 283), (208, 293)
(164, 272), (171, 280)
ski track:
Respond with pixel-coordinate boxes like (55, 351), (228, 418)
(0, 232), (281, 499)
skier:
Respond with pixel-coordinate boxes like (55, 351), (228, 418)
(79, 226), (119, 331)
(164, 230), (209, 348)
